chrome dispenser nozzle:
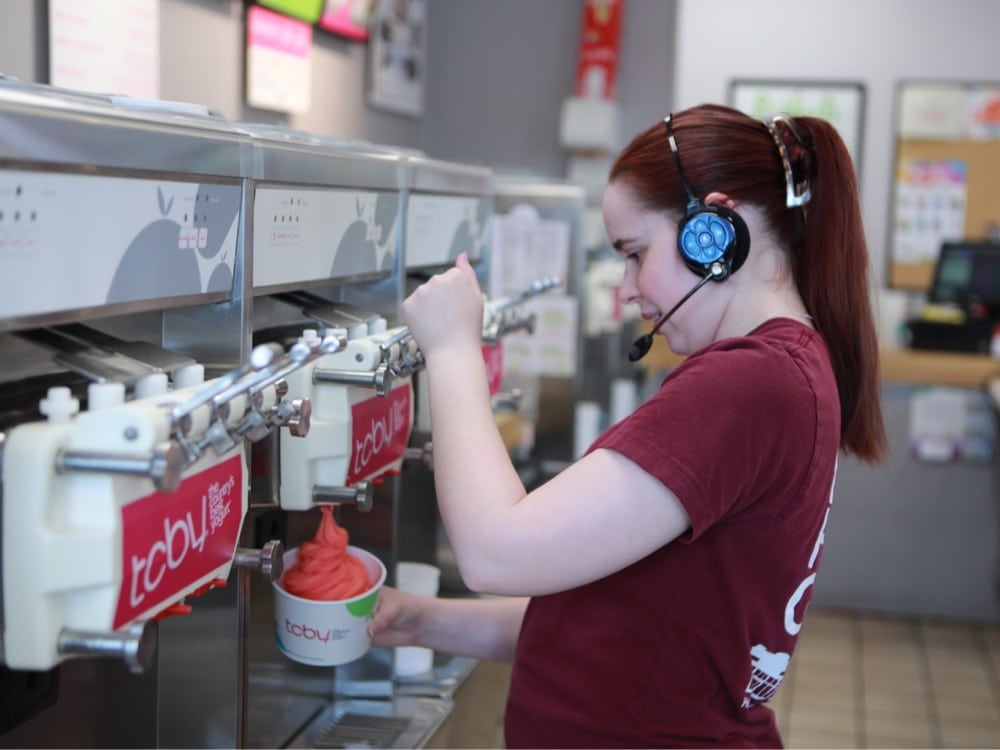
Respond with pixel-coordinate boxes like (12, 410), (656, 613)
(233, 539), (285, 581)
(57, 621), (157, 675)
(312, 481), (374, 513)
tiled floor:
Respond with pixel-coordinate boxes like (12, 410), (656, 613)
(775, 608), (1000, 749)
(441, 608), (1000, 749)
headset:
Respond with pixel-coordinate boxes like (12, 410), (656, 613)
(666, 114), (751, 280)
(628, 114), (751, 361)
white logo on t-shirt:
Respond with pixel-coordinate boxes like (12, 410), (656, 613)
(742, 643), (790, 708)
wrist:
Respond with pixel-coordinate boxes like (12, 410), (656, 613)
(421, 340), (484, 369)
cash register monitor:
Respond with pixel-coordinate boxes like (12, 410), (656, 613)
(928, 241), (1000, 312)
(907, 240), (1000, 353)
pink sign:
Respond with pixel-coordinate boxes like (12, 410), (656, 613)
(246, 4), (313, 114)
(347, 383), (412, 484)
(247, 5), (312, 57)
(114, 454), (245, 628)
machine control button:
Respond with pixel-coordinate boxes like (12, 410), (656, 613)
(284, 397), (311, 437)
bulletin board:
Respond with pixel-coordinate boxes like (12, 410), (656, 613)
(889, 81), (1000, 290)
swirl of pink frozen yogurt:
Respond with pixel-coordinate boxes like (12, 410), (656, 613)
(281, 507), (369, 601)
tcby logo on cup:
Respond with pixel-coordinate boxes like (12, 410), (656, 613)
(273, 546), (386, 666)
(280, 620), (349, 643)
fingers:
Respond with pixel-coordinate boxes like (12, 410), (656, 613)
(455, 252), (481, 288)
(367, 587), (419, 647)
(402, 255), (482, 342)
(368, 587), (398, 635)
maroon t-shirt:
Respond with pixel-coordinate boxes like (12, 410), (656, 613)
(505, 319), (841, 748)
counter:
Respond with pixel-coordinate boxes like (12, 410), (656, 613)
(878, 346), (1000, 389)
(638, 327), (1000, 390)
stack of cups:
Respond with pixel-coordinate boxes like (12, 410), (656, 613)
(574, 401), (602, 459)
(609, 377), (638, 425)
(393, 561), (441, 677)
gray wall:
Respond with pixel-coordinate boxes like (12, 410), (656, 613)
(0, 0), (46, 81)
(421, 0), (676, 177)
(421, 0), (582, 177)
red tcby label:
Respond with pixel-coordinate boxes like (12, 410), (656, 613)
(482, 341), (504, 398)
(347, 383), (413, 484)
(114, 454), (245, 629)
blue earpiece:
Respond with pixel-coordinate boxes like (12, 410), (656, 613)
(664, 115), (750, 280)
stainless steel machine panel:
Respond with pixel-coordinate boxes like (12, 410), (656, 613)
(0, 77), (245, 176)
(0, 79), (255, 749)
(0, 169), (240, 324)
(0, 78), (249, 333)
(402, 154), (492, 270)
(242, 126), (424, 748)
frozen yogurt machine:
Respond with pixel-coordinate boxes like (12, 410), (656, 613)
(0, 80), (558, 748)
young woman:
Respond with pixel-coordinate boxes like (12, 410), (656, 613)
(369, 103), (886, 748)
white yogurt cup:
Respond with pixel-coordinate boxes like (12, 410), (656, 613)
(273, 545), (386, 667)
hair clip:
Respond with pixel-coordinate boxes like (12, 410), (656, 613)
(762, 113), (812, 209)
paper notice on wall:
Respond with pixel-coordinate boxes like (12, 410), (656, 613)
(898, 84), (968, 140)
(49, 0), (159, 98)
(490, 207), (570, 299)
(502, 295), (578, 377)
(246, 4), (313, 115)
(891, 159), (968, 264)
(490, 206), (576, 376)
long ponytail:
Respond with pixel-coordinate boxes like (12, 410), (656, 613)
(793, 117), (886, 462)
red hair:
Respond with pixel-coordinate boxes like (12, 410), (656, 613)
(610, 104), (886, 463)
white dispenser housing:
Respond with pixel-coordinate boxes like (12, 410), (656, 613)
(3, 378), (246, 671)
(279, 325), (418, 511)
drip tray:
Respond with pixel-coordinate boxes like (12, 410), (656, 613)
(288, 697), (451, 749)
(314, 713), (409, 748)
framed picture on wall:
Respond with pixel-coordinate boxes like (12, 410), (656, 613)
(728, 79), (866, 168)
(367, 0), (426, 116)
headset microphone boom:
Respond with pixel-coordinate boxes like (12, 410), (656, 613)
(627, 262), (724, 362)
